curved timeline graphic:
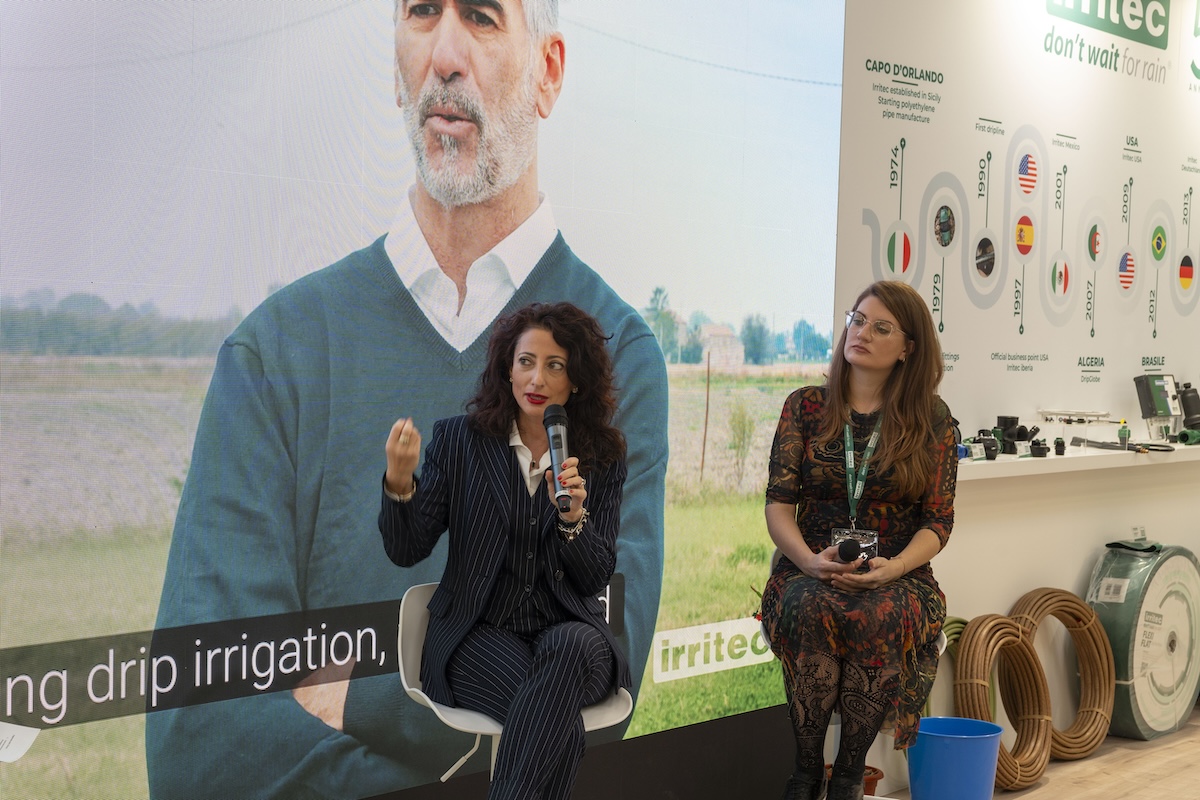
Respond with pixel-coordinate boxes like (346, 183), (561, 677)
(1041, 162), (1081, 327)
(1166, 188), (1197, 316)
(1002, 127), (1050, 334)
(1142, 199), (1175, 337)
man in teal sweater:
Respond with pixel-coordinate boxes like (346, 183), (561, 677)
(147, 2), (667, 798)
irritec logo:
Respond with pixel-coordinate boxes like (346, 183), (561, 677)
(1047, 0), (1171, 50)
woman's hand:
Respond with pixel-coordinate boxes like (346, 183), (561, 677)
(384, 417), (421, 496)
(831, 555), (907, 593)
(800, 545), (864, 583)
(545, 455), (586, 523)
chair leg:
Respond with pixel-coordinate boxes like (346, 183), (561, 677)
(490, 734), (501, 779)
(440, 733), (482, 782)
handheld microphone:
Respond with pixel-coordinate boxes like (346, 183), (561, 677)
(542, 404), (572, 512)
(837, 539), (862, 563)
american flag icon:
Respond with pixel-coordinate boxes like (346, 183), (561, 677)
(1018, 154), (1037, 194)
(1119, 252), (1136, 289)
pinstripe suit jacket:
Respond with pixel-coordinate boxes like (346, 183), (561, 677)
(379, 414), (632, 707)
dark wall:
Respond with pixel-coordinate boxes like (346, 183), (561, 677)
(378, 706), (796, 800)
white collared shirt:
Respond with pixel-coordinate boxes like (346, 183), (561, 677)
(384, 187), (559, 352)
(509, 423), (552, 497)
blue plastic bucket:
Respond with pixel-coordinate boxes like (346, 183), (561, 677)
(907, 716), (1003, 800)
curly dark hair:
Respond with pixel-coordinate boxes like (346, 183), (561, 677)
(467, 302), (626, 470)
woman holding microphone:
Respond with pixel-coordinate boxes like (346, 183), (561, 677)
(379, 301), (628, 800)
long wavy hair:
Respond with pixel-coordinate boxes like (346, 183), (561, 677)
(817, 281), (944, 498)
(467, 302), (626, 470)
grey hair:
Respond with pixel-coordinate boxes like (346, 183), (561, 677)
(394, 1), (559, 41)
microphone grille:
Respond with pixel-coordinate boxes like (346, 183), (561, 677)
(542, 404), (568, 429)
(837, 539), (861, 562)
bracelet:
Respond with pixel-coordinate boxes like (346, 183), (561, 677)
(557, 507), (589, 543)
(894, 555), (907, 575)
(385, 479), (416, 503)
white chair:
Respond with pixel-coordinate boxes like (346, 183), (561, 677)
(397, 582), (635, 782)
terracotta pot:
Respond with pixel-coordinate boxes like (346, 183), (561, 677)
(863, 765), (884, 795)
(824, 764), (885, 796)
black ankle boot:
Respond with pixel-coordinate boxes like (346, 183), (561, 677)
(825, 772), (863, 800)
(781, 766), (826, 800)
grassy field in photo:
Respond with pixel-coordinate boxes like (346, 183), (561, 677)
(0, 355), (822, 797)
(625, 497), (787, 736)
(625, 363), (823, 736)
(0, 356), (202, 799)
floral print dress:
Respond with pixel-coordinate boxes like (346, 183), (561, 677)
(760, 385), (958, 748)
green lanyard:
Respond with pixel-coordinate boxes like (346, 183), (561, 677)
(843, 416), (883, 529)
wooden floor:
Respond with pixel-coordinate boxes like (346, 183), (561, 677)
(885, 705), (1200, 799)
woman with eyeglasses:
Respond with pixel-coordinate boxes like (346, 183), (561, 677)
(759, 280), (958, 800)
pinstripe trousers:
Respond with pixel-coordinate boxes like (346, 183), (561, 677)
(446, 620), (616, 800)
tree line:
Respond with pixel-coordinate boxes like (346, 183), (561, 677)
(2, 286), (832, 363)
(641, 287), (832, 365)
(1, 292), (240, 357)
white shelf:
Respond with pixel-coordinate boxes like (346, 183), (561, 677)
(956, 442), (1200, 481)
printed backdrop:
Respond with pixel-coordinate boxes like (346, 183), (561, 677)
(0, 1), (843, 797)
(835, 0), (1200, 439)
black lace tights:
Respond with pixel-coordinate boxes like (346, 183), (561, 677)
(783, 653), (898, 776)
(782, 652), (840, 771)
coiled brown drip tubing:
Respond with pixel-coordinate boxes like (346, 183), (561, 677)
(954, 613), (1052, 790)
(922, 616), (997, 719)
(1006, 588), (1115, 760)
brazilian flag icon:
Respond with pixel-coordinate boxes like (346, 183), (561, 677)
(1151, 226), (1167, 261)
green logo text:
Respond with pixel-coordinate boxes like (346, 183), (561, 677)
(1047, 0), (1171, 50)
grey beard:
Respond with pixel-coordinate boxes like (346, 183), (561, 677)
(404, 81), (537, 208)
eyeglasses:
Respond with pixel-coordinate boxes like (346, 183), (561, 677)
(845, 310), (905, 339)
